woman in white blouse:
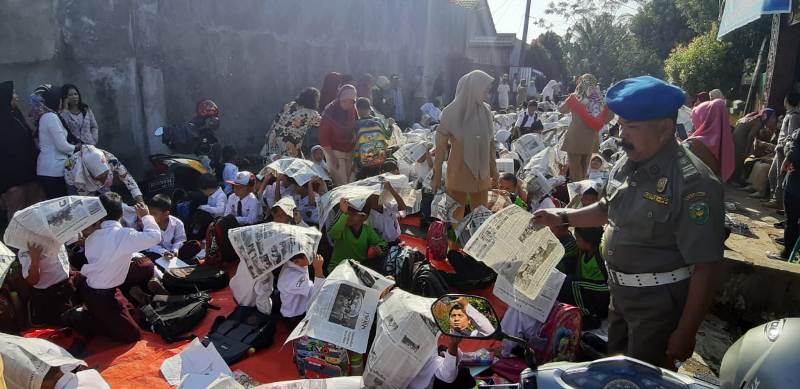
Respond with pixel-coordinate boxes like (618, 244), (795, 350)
(60, 84), (99, 145)
(37, 86), (80, 199)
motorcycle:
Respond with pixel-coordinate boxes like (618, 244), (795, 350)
(430, 294), (799, 389)
(147, 124), (218, 197)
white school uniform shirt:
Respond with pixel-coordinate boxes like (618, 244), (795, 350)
(198, 187), (227, 217)
(261, 183), (295, 210)
(82, 216), (162, 289)
(18, 246), (70, 289)
(294, 193), (320, 225)
(225, 192), (261, 225)
(222, 163), (239, 194)
(277, 261), (325, 318)
(514, 111), (539, 129)
(368, 203), (401, 242)
(408, 351), (460, 389)
(37, 112), (75, 177)
(230, 259), (274, 315)
(145, 215), (186, 256)
(500, 307), (541, 358)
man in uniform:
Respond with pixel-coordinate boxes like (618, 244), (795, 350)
(533, 76), (724, 369)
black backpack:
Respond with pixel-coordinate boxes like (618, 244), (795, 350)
(140, 292), (218, 343)
(443, 251), (497, 291)
(409, 262), (450, 298)
(380, 245), (424, 290)
(203, 305), (277, 364)
(162, 265), (229, 294)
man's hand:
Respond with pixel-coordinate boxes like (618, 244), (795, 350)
(27, 243), (44, 263)
(134, 203), (150, 218)
(339, 198), (349, 213)
(666, 328), (696, 366)
(446, 335), (462, 357)
(532, 209), (562, 228)
(455, 296), (469, 308)
(134, 195), (144, 205)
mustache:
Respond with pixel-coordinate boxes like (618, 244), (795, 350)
(621, 141), (635, 151)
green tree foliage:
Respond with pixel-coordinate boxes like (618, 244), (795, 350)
(664, 26), (731, 93)
(629, 0), (695, 58)
(674, 0), (720, 34)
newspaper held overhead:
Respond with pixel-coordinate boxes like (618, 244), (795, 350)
(0, 241), (16, 289)
(286, 279), (380, 353)
(454, 206), (493, 247)
(327, 259), (395, 295)
(431, 192), (460, 223)
(0, 333), (87, 389)
(523, 146), (562, 178)
(228, 223), (321, 280)
(496, 158), (515, 175)
(511, 133), (546, 163)
(567, 179), (606, 204)
(317, 174), (411, 232)
(494, 268), (565, 322)
(3, 196), (106, 255)
(463, 206), (565, 302)
(393, 142), (429, 166)
(362, 289), (438, 389)
(518, 168), (553, 204)
(260, 157), (331, 186)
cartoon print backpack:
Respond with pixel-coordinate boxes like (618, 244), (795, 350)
(530, 302), (582, 364)
(292, 337), (353, 378)
(355, 118), (388, 168)
(425, 220), (449, 261)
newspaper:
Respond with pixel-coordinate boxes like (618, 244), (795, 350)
(3, 196), (106, 255)
(261, 157), (331, 186)
(567, 179), (605, 203)
(431, 191), (460, 223)
(327, 259), (395, 295)
(286, 279), (380, 353)
(386, 124), (406, 148)
(511, 133), (545, 163)
(393, 142), (428, 166)
(0, 333), (87, 389)
(255, 377), (361, 389)
(228, 223), (321, 280)
(362, 289), (438, 389)
(523, 146), (561, 178)
(161, 338), (232, 386)
(494, 268), (565, 322)
(496, 158), (515, 174)
(454, 206), (493, 247)
(0, 241), (15, 288)
(318, 174), (411, 231)
(518, 168), (553, 203)
(493, 112), (519, 133)
(421, 162), (446, 192)
(463, 206), (565, 302)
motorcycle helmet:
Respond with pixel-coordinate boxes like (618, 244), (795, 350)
(719, 318), (800, 389)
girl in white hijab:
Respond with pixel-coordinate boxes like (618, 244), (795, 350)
(432, 70), (498, 220)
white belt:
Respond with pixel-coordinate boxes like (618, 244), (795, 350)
(607, 266), (693, 287)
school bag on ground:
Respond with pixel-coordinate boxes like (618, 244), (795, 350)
(203, 305), (277, 364)
(425, 220), (449, 261)
(162, 265), (229, 294)
(409, 262), (449, 298)
(140, 292), (218, 343)
(204, 215), (240, 266)
(380, 245), (424, 290)
(443, 251), (497, 291)
(292, 336), (355, 378)
(530, 302), (582, 364)
(354, 118), (389, 168)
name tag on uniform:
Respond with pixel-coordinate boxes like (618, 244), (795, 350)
(643, 191), (670, 205)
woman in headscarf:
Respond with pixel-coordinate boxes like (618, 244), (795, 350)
(373, 75), (391, 115)
(37, 85), (80, 199)
(319, 85), (358, 186)
(264, 87), (322, 158)
(60, 83), (100, 145)
(684, 99), (735, 182)
(28, 84), (51, 130)
(0, 81), (44, 218)
(356, 73), (375, 104)
(559, 74), (612, 181)
(319, 72), (343, 113)
(731, 108), (778, 185)
(694, 92), (710, 107)
(431, 70), (498, 220)
(540, 80), (560, 104)
(64, 145), (143, 203)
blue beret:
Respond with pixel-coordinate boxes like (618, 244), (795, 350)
(605, 76), (685, 121)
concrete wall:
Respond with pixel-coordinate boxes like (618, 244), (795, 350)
(1, 0), (493, 176)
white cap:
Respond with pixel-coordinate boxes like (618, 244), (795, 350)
(226, 171), (253, 186)
(271, 196), (297, 216)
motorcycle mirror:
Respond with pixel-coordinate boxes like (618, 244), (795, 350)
(154, 127), (164, 136)
(431, 294), (500, 340)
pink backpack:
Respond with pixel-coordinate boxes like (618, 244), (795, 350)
(425, 221), (448, 261)
(531, 302), (582, 364)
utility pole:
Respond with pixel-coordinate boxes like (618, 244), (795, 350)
(519, 0), (533, 66)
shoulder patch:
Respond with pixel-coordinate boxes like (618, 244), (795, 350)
(684, 191), (707, 202)
(678, 151), (699, 180)
(688, 202), (710, 225)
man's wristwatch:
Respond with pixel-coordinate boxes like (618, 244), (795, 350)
(558, 211), (570, 226)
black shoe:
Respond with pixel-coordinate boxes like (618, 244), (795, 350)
(774, 237), (785, 245)
(775, 221), (786, 229)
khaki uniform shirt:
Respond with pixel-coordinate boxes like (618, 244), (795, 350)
(600, 140), (724, 274)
